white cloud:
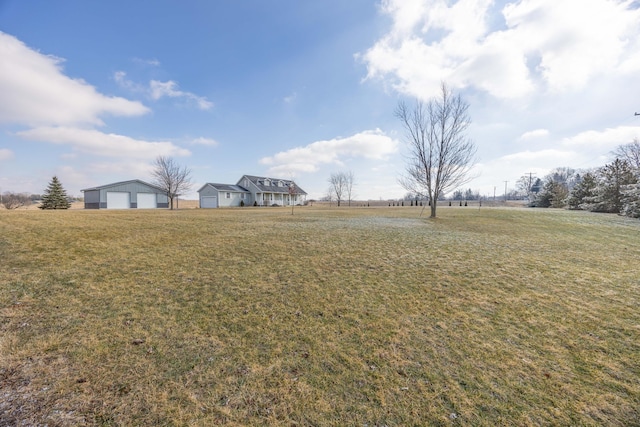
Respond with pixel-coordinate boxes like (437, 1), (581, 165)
(360, 0), (640, 100)
(114, 72), (213, 110)
(16, 127), (190, 159)
(114, 71), (145, 93)
(0, 148), (13, 161)
(500, 148), (574, 163)
(190, 137), (219, 146)
(503, 0), (639, 91)
(562, 126), (640, 150)
(519, 129), (549, 140)
(259, 129), (399, 174)
(149, 80), (213, 110)
(0, 32), (149, 127)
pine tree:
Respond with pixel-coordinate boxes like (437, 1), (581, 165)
(39, 176), (71, 209)
(536, 180), (568, 208)
(585, 159), (636, 213)
(566, 172), (597, 210)
(621, 182), (640, 218)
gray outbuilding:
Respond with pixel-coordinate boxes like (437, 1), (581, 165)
(81, 180), (169, 209)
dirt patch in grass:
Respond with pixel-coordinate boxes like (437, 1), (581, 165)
(1, 206), (639, 425)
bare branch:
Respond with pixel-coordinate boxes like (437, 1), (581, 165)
(612, 138), (640, 170)
(1, 192), (31, 210)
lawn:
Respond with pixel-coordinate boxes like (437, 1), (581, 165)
(1, 206), (639, 426)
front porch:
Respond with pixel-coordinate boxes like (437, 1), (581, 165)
(258, 192), (301, 206)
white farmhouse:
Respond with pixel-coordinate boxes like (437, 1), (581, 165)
(198, 175), (307, 208)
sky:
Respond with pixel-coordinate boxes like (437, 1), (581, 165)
(1, 0), (640, 201)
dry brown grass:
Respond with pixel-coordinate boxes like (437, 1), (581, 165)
(1, 206), (639, 425)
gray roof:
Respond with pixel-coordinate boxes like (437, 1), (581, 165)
(242, 175), (307, 195)
(81, 179), (166, 193)
(198, 183), (249, 193)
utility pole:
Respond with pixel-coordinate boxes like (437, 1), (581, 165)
(525, 172), (536, 188)
(524, 172), (536, 201)
(504, 181), (508, 202)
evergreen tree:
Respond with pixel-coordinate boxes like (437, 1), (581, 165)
(584, 159), (636, 213)
(621, 181), (640, 218)
(39, 176), (71, 209)
(566, 172), (597, 210)
(536, 180), (568, 208)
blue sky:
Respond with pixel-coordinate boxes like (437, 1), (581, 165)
(1, 0), (640, 200)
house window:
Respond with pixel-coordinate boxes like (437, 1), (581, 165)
(241, 193), (245, 199)
(226, 192), (231, 199)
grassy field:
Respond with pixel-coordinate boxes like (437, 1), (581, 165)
(1, 206), (639, 426)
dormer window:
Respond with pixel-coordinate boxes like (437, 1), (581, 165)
(264, 179), (271, 186)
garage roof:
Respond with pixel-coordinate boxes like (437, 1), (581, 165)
(81, 179), (166, 193)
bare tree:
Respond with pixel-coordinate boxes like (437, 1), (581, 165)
(327, 171), (355, 207)
(151, 156), (193, 210)
(345, 170), (356, 207)
(288, 182), (297, 215)
(612, 138), (640, 170)
(396, 82), (477, 218)
(328, 172), (347, 207)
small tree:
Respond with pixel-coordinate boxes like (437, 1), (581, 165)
(288, 182), (297, 215)
(39, 176), (71, 209)
(345, 170), (355, 207)
(151, 156), (193, 210)
(328, 172), (347, 207)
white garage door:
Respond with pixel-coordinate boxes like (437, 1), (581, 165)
(201, 196), (218, 208)
(137, 193), (157, 209)
(106, 192), (130, 209)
